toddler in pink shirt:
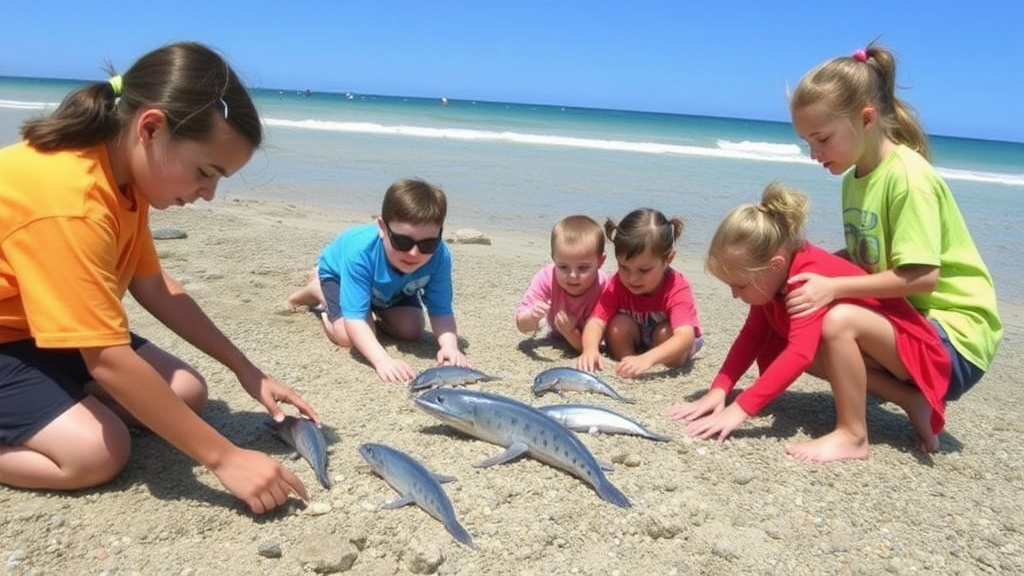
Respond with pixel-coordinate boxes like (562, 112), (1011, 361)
(516, 215), (608, 352)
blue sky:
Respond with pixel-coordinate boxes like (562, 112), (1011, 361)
(3, 2), (1022, 142)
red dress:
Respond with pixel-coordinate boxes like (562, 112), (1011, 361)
(711, 243), (951, 433)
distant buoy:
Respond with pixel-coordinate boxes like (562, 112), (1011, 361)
(440, 96), (449, 106)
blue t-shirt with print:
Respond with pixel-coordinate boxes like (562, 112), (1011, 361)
(316, 223), (453, 319)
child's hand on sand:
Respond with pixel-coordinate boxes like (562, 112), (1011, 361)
(613, 354), (652, 378)
(684, 403), (749, 444)
(437, 346), (468, 368)
(374, 356), (416, 383)
(576, 349), (605, 372)
(210, 446), (308, 515)
(667, 388), (726, 422)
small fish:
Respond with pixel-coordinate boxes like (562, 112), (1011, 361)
(269, 416), (331, 489)
(359, 443), (474, 548)
(531, 367), (634, 403)
(415, 388), (631, 509)
(409, 365), (499, 392)
(538, 403), (672, 442)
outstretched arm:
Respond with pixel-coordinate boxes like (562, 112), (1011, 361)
(130, 272), (319, 424)
(81, 344), (308, 513)
(787, 265), (938, 317)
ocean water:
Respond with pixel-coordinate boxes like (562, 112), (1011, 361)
(2, 76), (1022, 305)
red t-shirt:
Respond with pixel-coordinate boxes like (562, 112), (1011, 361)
(592, 268), (702, 336)
(711, 243), (951, 433)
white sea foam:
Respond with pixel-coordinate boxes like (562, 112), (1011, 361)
(263, 118), (817, 165)
(0, 99), (55, 110)
(936, 167), (1024, 187)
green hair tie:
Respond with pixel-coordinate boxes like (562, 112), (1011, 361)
(108, 75), (123, 97)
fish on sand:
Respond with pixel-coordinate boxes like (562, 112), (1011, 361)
(359, 442), (474, 548)
(531, 366), (634, 403)
(415, 388), (631, 508)
(269, 415), (331, 489)
(538, 403), (672, 442)
(409, 365), (499, 392)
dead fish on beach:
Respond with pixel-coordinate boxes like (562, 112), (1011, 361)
(359, 442), (474, 548)
(531, 367), (634, 403)
(269, 415), (331, 489)
(415, 388), (631, 508)
(538, 403), (672, 442)
(409, 365), (499, 392)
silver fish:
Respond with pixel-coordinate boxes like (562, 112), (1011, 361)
(409, 365), (499, 392)
(358, 443), (474, 548)
(538, 403), (672, 442)
(531, 367), (634, 403)
(270, 416), (331, 489)
(415, 388), (631, 509)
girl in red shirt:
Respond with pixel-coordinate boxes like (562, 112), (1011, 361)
(577, 208), (702, 379)
(667, 182), (949, 462)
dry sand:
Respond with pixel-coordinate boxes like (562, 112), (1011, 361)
(2, 196), (1022, 575)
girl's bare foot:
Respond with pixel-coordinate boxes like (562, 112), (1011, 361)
(900, 391), (940, 453)
(784, 429), (869, 463)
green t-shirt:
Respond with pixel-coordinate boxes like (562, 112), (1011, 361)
(842, 145), (1002, 370)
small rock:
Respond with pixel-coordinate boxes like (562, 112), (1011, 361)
(405, 541), (445, 574)
(302, 501), (332, 516)
(611, 452), (642, 467)
(297, 538), (357, 573)
(152, 227), (188, 240)
(257, 541), (282, 559)
(448, 228), (491, 245)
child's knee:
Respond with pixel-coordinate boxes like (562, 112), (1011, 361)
(172, 369), (208, 414)
(820, 305), (859, 342)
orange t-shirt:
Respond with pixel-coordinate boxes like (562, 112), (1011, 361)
(0, 141), (161, 348)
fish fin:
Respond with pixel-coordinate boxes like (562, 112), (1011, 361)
(587, 426), (601, 436)
(474, 442), (529, 468)
(380, 494), (415, 509)
(649, 432), (673, 442)
(446, 520), (475, 549)
(618, 396), (637, 404)
(596, 478), (632, 509)
(432, 473), (457, 484)
(290, 452), (303, 461)
(598, 460), (615, 472)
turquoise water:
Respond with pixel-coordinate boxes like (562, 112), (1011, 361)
(2, 76), (1022, 305)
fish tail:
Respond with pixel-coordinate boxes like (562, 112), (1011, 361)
(596, 478), (632, 509)
(316, 468), (333, 489)
(446, 519), (475, 548)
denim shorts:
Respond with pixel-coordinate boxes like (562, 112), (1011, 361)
(930, 319), (984, 401)
(319, 276), (423, 323)
(0, 334), (149, 445)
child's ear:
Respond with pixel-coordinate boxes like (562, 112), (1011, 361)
(769, 254), (787, 270)
(664, 249), (676, 266)
(136, 108), (167, 146)
(375, 217), (386, 237)
(860, 105), (878, 131)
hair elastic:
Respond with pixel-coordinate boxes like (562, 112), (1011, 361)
(852, 49), (868, 63)
(108, 75), (123, 97)
(218, 97), (229, 119)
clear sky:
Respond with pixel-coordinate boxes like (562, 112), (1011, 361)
(3, 1), (1022, 142)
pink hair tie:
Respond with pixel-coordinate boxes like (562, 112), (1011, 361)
(852, 49), (868, 62)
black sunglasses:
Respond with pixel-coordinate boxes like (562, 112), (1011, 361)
(385, 223), (443, 254)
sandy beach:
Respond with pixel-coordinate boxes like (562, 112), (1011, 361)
(2, 195), (1022, 576)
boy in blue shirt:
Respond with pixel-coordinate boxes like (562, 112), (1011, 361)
(287, 179), (467, 382)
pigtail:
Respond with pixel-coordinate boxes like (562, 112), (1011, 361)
(603, 218), (618, 242)
(668, 217), (685, 242)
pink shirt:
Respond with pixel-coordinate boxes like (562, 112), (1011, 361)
(518, 263), (608, 334)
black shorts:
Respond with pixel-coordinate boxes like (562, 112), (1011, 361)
(0, 334), (149, 445)
(319, 276), (423, 324)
